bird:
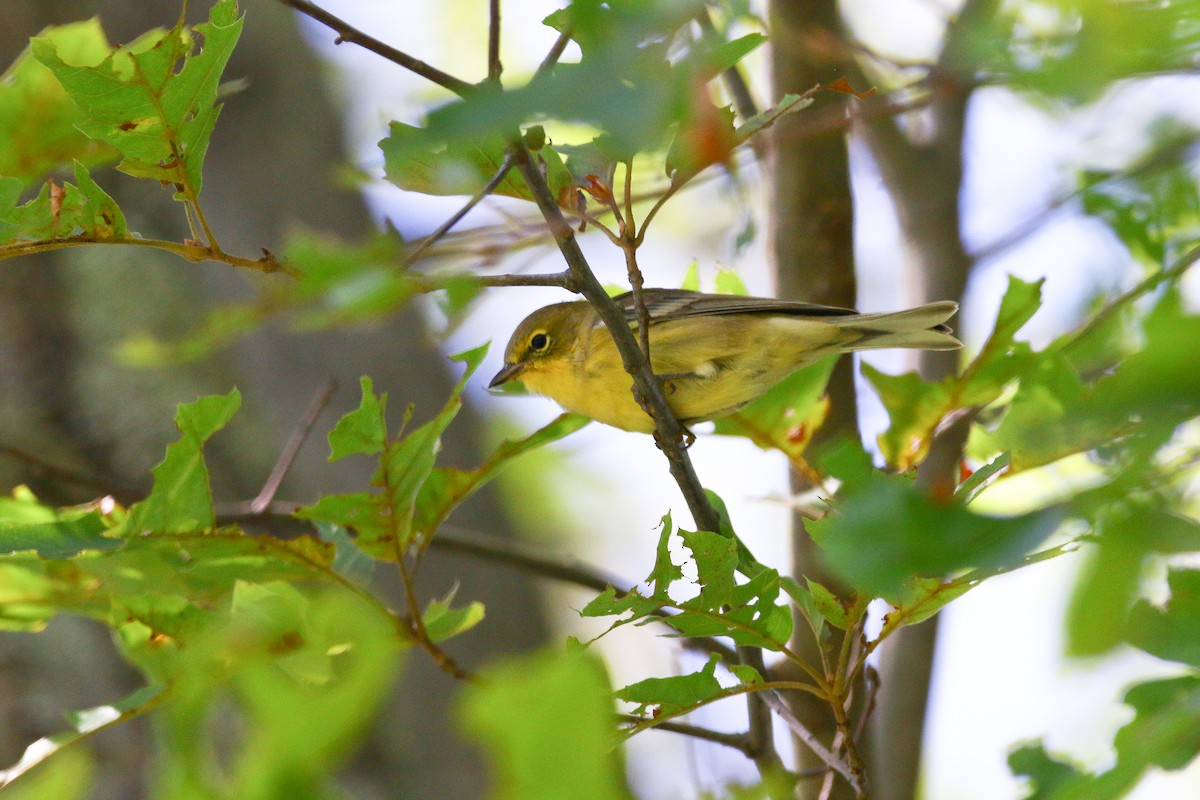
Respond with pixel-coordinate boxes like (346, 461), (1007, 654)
(489, 288), (961, 433)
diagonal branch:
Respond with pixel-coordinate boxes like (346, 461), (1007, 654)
(505, 139), (724, 537)
(277, 0), (475, 97)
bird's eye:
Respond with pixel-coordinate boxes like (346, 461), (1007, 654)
(529, 332), (550, 352)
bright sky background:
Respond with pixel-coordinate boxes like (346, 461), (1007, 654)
(298, 1), (1200, 797)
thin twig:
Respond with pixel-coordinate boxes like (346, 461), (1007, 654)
(435, 524), (626, 593)
(277, 0), (475, 97)
(474, 270), (572, 288)
(487, 0), (502, 82)
(395, 541), (476, 682)
(0, 444), (140, 501)
(738, 645), (785, 774)
(401, 153), (517, 269)
(760, 690), (864, 796)
(1060, 241), (1200, 358)
(535, 30), (573, 79)
(248, 379), (338, 514)
(620, 715), (755, 756)
(0, 237), (291, 274)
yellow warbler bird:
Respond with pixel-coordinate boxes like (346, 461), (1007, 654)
(489, 288), (961, 433)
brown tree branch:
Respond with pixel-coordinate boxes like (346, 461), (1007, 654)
(276, 0), (476, 97)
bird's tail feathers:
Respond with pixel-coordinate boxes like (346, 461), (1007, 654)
(834, 301), (962, 351)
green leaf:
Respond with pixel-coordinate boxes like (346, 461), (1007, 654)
(122, 389), (241, 535)
(0, 20), (116, 184)
(805, 578), (849, 630)
(294, 493), (386, 545)
(1126, 568), (1200, 667)
(647, 513), (684, 598)
(617, 653), (724, 716)
(1, 162), (128, 243)
(1065, 503), (1152, 658)
(362, 345), (488, 556)
(0, 489), (118, 558)
(31, 0), (243, 198)
(0, 685), (164, 791)
(1008, 742), (1088, 800)
(422, 591), (485, 644)
(413, 412), (589, 542)
(328, 376), (388, 460)
(713, 358), (835, 464)
(461, 647), (630, 800)
(727, 664), (762, 685)
(733, 92), (814, 142)
(781, 575), (828, 642)
(679, 261), (701, 291)
(679, 528), (737, 610)
(313, 521), (376, 587)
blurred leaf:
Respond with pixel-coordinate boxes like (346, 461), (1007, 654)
(985, 350), (1115, 472)
(955, 452), (1011, 504)
(1009, 742), (1088, 800)
(555, 137), (620, 198)
(1078, 131), (1200, 267)
(1127, 567), (1200, 667)
(810, 443), (1064, 600)
(679, 261), (701, 291)
(0, 20), (116, 184)
(1001, 1), (1200, 103)
(617, 653), (724, 716)
(0, 744), (91, 800)
(1088, 290), (1200, 431)
(231, 590), (401, 799)
(328, 376), (388, 461)
(380, 123), (574, 204)
(121, 389), (241, 535)
(0, 559), (63, 631)
(0, 685), (164, 791)
(1065, 502), (1146, 657)
(713, 268), (748, 296)
(869, 276), (1043, 470)
(400, 0), (766, 164)
(461, 646), (630, 800)
(31, 0), (242, 198)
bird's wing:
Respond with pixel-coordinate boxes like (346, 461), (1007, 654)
(609, 288), (859, 326)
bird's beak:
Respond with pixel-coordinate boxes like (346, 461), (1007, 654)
(488, 362), (525, 388)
